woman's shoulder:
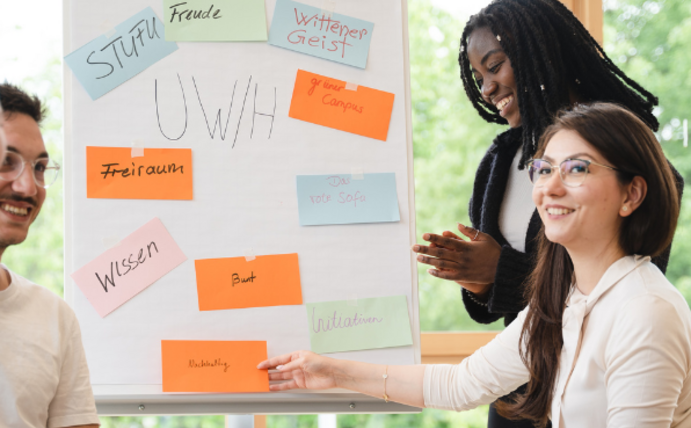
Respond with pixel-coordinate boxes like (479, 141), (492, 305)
(610, 258), (691, 329)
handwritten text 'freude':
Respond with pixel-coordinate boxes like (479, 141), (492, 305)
(95, 241), (159, 293)
(188, 358), (230, 372)
(311, 307), (383, 333)
(168, 2), (222, 22)
(287, 9), (368, 59)
(100, 162), (184, 179)
(87, 17), (163, 79)
(309, 175), (367, 207)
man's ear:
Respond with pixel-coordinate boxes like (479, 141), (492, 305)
(620, 176), (647, 217)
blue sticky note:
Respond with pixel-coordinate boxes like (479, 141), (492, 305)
(296, 173), (400, 226)
(65, 8), (178, 100)
(268, 0), (374, 69)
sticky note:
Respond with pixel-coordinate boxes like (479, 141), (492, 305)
(71, 218), (187, 317)
(195, 253), (303, 311)
(162, 340), (269, 393)
(268, 0), (374, 68)
(64, 7), (178, 100)
(296, 173), (400, 226)
(307, 296), (413, 354)
(86, 147), (193, 200)
(289, 70), (394, 141)
(163, 0), (268, 42)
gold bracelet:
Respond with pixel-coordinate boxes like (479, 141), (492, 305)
(382, 365), (389, 403)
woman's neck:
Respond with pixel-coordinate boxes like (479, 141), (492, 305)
(568, 243), (626, 295)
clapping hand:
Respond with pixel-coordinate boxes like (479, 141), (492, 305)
(412, 224), (501, 297)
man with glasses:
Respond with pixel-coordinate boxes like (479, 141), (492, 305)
(0, 83), (99, 428)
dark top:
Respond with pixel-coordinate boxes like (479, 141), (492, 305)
(464, 127), (683, 327)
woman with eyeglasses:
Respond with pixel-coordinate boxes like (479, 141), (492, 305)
(259, 102), (691, 427)
(410, 0), (683, 425)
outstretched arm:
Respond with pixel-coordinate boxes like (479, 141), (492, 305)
(257, 351), (426, 408)
(258, 309), (531, 412)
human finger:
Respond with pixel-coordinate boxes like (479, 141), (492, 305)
(270, 380), (299, 391)
(257, 352), (298, 370)
(441, 230), (463, 241)
(424, 234), (466, 251)
(458, 224), (483, 241)
(277, 358), (306, 373)
(413, 244), (459, 260)
(427, 268), (464, 281)
(417, 255), (460, 271)
(269, 370), (296, 381)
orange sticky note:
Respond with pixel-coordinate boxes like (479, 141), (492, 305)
(161, 340), (269, 393)
(195, 253), (302, 311)
(288, 69), (395, 141)
(86, 146), (193, 200)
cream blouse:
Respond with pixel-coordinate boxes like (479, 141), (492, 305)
(424, 255), (691, 427)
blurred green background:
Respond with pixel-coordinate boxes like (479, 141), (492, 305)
(2, 0), (690, 425)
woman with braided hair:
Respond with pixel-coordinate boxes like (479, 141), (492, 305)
(410, 0), (683, 426)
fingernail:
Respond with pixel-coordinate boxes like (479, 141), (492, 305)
(427, 269), (436, 276)
(276, 365), (284, 370)
(423, 233), (430, 240)
(417, 255), (424, 261)
(412, 245), (420, 251)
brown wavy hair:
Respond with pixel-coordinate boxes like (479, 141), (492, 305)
(495, 102), (680, 426)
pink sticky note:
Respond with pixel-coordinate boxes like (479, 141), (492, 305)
(71, 218), (187, 317)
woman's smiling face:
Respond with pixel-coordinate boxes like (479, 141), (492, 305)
(466, 27), (521, 128)
(532, 129), (628, 253)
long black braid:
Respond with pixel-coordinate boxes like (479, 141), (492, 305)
(459, 0), (659, 169)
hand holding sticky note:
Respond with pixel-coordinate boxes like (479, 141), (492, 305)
(195, 253), (303, 311)
(307, 296), (413, 354)
(162, 340), (269, 392)
(289, 70), (394, 141)
(296, 173), (400, 226)
(86, 147), (193, 200)
(71, 218), (187, 317)
(64, 7), (178, 100)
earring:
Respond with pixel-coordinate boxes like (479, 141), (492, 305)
(622, 206), (629, 212)
(496, 35), (501, 42)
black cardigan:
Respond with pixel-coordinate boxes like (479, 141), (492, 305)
(464, 127), (682, 327)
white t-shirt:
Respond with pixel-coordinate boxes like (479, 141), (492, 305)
(0, 267), (99, 428)
(498, 147), (535, 253)
(424, 256), (691, 427)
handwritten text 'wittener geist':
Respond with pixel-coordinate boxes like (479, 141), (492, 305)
(288, 9), (368, 59)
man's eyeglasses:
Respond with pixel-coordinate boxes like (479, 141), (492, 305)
(527, 158), (620, 188)
(0, 151), (60, 189)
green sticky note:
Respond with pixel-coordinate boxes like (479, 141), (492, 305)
(163, 0), (268, 42)
(307, 296), (414, 354)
